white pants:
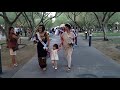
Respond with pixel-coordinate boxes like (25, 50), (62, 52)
(64, 47), (73, 68)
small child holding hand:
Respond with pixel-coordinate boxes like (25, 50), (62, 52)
(50, 44), (59, 70)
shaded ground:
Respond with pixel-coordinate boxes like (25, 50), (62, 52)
(1, 35), (120, 78)
(92, 38), (120, 64)
(11, 35), (120, 78)
(0, 38), (36, 77)
(80, 32), (120, 64)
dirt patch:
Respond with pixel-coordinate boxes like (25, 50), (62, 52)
(0, 39), (36, 77)
(92, 38), (120, 64)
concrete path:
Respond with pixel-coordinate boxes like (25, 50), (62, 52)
(12, 35), (120, 78)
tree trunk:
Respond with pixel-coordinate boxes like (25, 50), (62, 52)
(102, 24), (108, 41)
(27, 24), (34, 40)
(1, 28), (5, 36)
(4, 20), (12, 41)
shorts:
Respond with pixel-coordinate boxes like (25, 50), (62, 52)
(9, 48), (16, 55)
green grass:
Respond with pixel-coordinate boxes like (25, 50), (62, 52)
(93, 32), (120, 37)
(109, 38), (120, 44)
(80, 32), (120, 37)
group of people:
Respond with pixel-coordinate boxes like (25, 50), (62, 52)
(7, 23), (77, 71)
(33, 23), (76, 71)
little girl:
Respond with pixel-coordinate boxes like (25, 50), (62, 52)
(50, 44), (59, 70)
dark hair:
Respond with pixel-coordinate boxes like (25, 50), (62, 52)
(39, 25), (45, 32)
(65, 23), (71, 29)
(53, 44), (59, 49)
(8, 27), (14, 34)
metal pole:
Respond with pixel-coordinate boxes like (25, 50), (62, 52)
(85, 33), (87, 39)
(85, 31), (87, 39)
(0, 44), (2, 74)
(89, 34), (92, 47)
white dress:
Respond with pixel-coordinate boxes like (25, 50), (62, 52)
(50, 49), (59, 60)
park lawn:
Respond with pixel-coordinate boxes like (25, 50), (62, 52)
(92, 32), (120, 37)
(1, 39), (36, 69)
(80, 32), (120, 37)
(109, 38), (120, 44)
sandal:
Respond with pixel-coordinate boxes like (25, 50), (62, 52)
(43, 68), (47, 71)
(13, 63), (18, 67)
(55, 67), (57, 70)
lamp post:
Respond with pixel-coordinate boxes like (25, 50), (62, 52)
(85, 29), (88, 39)
(89, 30), (92, 47)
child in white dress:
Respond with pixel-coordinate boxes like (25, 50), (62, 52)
(51, 44), (59, 70)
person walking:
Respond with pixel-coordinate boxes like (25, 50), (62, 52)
(50, 44), (59, 70)
(60, 24), (75, 71)
(33, 25), (50, 71)
(72, 27), (78, 46)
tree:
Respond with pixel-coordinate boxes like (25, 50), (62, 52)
(45, 19), (53, 30)
(36, 12), (62, 27)
(21, 12), (62, 39)
(73, 12), (97, 32)
(0, 12), (22, 40)
(52, 13), (69, 27)
(93, 12), (116, 41)
(64, 12), (82, 28)
(83, 13), (96, 30)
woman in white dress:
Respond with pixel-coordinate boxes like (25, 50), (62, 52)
(51, 44), (59, 70)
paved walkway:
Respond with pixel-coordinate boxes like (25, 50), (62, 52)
(10, 35), (120, 78)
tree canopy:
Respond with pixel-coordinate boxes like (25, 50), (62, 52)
(0, 12), (120, 41)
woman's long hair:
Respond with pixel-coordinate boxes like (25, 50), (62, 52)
(6, 27), (14, 43)
(34, 24), (45, 35)
(8, 27), (14, 35)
